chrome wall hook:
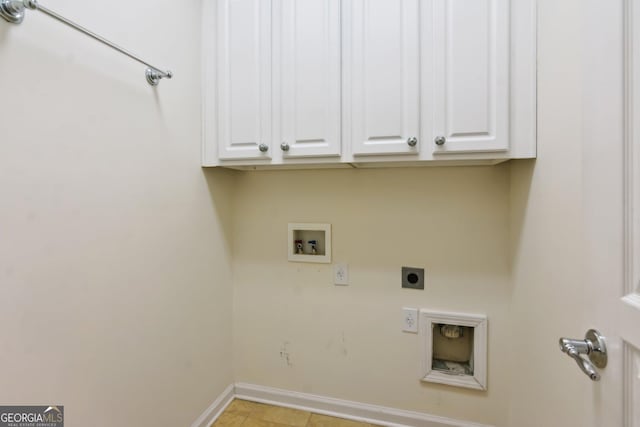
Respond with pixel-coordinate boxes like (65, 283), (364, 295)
(559, 329), (607, 381)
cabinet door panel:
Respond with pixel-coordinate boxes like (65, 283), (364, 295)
(349, 0), (421, 156)
(433, 0), (509, 153)
(217, 0), (272, 160)
(279, 0), (341, 158)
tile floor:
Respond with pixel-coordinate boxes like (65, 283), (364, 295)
(212, 399), (382, 427)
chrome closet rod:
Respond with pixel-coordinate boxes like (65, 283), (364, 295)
(0, 0), (173, 86)
(35, 2), (173, 79)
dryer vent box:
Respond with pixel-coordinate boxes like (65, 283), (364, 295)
(420, 310), (488, 390)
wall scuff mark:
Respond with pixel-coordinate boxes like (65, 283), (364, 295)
(280, 341), (293, 367)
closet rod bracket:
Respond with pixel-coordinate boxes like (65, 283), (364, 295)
(146, 68), (172, 87)
(0, 0), (24, 23)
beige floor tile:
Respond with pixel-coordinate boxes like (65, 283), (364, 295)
(249, 405), (311, 427)
(241, 417), (292, 427)
(307, 414), (373, 427)
(212, 412), (247, 427)
(225, 399), (269, 417)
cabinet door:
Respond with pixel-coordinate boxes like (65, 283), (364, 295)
(432, 0), (509, 153)
(348, 0), (421, 156)
(217, 0), (272, 160)
(277, 0), (342, 158)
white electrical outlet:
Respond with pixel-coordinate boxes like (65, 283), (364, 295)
(333, 263), (349, 285)
(402, 307), (419, 333)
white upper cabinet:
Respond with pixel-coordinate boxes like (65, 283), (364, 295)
(215, 0), (272, 160)
(276, 0), (342, 159)
(431, 0), (510, 154)
(347, 0), (421, 156)
(202, 0), (536, 168)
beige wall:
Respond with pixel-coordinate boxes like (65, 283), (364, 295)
(232, 166), (512, 426)
(0, 0), (234, 426)
(508, 0), (589, 425)
(0, 0), (594, 425)
(231, 2), (592, 426)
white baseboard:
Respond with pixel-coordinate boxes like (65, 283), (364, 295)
(233, 383), (495, 427)
(191, 383), (235, 427)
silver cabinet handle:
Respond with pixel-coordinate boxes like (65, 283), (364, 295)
(258, 143), (269, 153)
(407, 137), (418, 147)
(559, 329), (607, 381)
(280, 142), (290, 152)
(435, 136), (446, 146)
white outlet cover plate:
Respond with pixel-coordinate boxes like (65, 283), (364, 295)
(402, 307), (419, 333)
(333, 263), (349, 286)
